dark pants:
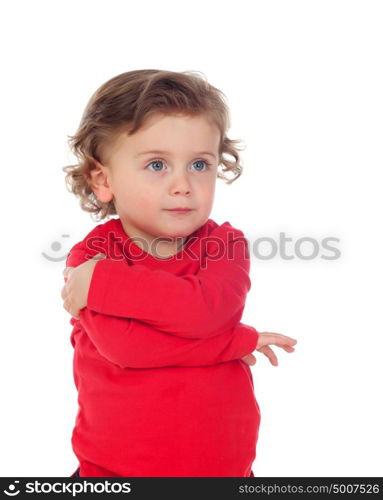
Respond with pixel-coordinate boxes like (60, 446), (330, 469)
(72, 467), (80, 477)
(71, 466), (253, 477)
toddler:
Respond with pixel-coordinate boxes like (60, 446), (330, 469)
(61, 69), (297, 477)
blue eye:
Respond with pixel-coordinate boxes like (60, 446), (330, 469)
(145, 159), (211, 172)
(147, 160), (165, 171)
(191, 160), (210, 171)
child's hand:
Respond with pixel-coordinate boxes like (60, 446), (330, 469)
(61, 253), (106, 319)
(241, 353), (257, 366)
(241, 332), (297, 366)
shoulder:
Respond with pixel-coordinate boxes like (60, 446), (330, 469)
(199, 218), (250, 265)
(66, 218), (117, 267)
(204, 218), (248, 244)
(71, 218), (117, 243)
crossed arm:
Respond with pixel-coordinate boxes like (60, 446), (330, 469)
(64, 224), (259, 368)
(84, 224), (252, 339)
(73, 310), (259, 369)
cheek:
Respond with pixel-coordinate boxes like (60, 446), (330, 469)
(113, 173), (155, 203)
(196, 179), (216, 200)
(131, 185), (159, 208)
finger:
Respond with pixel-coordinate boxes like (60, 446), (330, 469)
(257, 338), (295, 350)
(63, 299), (79, 320)
(71, 303), (80, 319)
(262, 332), (297, 343)
(93, 253), (106, 260)
(61, 286), (67, 300)
(261, 334), (298, 347)
(242, 354), (257, 366)
(63, 298), (69, 314)
(62, 267), (74, 277)
(282, 346), (295, 353)
(258, 345), (278, 366)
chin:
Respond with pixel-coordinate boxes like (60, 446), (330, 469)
(162, 231), (190, 240)
(160, 220), (197, 238)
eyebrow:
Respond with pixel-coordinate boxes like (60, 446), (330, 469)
(135, 150), (217, 159)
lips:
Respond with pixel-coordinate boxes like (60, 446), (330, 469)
(165, 208), (193, 212)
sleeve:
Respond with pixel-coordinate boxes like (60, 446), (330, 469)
(65, 231), (259, 369)
(74, 309), (259, 369)
(85, 224), (252, 339)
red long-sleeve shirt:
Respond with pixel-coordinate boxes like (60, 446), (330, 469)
(66, 217), (261, 477)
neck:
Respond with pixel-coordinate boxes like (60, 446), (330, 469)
(120, 219), (187, 258)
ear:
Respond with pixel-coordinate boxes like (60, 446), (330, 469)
(89, 160), (114, 203)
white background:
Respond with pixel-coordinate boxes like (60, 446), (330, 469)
(0, 0), (382, 477)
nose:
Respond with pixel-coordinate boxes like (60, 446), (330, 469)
(169, 170), (192, 196)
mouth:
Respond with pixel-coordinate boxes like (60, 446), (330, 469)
(164, 208), (194, 213)
(165, 208), (194, 215)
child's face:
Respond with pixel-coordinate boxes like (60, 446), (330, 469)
(91, 112), (220, 251)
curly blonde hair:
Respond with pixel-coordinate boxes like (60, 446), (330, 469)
(62, 69), (246, 221)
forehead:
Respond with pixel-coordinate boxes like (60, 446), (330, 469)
(111, 113), (221, 157)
